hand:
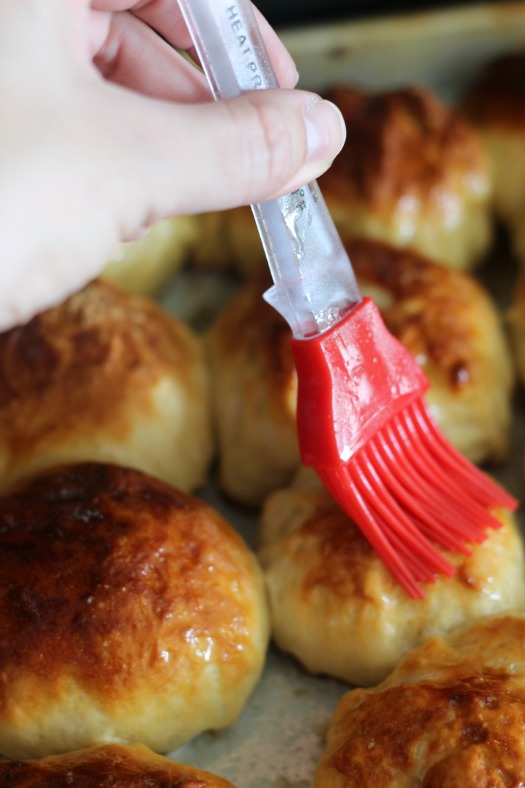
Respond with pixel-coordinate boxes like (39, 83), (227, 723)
(0, 0), (345, 330)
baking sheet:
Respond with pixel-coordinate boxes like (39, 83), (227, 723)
(281, 0), (525, 101)
(162, 4), (525, 785)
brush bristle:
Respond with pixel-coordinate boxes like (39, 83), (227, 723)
(316, 397), (518, 600)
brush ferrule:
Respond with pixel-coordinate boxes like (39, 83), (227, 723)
(291, 297), (429, 467)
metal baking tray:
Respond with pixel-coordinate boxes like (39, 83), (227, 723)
(257, 1), (488, 29)
(162, 3), (525, 785)
(257, 0), (364, 27)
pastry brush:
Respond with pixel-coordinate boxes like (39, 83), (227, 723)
(178, 0), (518, 598)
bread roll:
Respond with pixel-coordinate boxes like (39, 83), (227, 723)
(0, 462), (269, 760)
(205, 268), (298, 506)
(259, 468), (525, 687)
(316, 614), (525, 787)
(464, 52), (525, 233)
(0, 278), (213, 494)
(352, 237), (513, 464)
(319, 85), (493, 271)
(206, 237), (513, 505)
(189, 208), (260, 277)
(102, 216), (199, 296)
(0, 743), (234, 787)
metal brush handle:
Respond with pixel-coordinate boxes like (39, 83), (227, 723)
(178, 0), (361, 338)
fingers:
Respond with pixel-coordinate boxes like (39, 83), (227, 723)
(0, 85), (345, 332)
(100, 84), (346, 220)
(249, 6), (299, 89)
(90, 0), (298, 89)
(93, 11), (211, 101)
(134, 1), (298, 89)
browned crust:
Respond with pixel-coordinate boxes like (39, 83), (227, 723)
(0, 743), (234, 786)
(319, 85), (486, 209)
(298, 501), (381, 601)
(0, 279), (198, 464)
(0, 462), (257, 706)
(219, 238), (486, 392)
(326, 673), (525, 786)
(287, 490), (501, 603)
(319, 616), (525, 787)
(206, 267), (296, 402)
(347, 237), (483, 389)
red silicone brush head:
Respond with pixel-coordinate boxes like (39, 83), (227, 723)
(291, 297), (518, 599)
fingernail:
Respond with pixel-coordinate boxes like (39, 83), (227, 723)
(303, 98), (346, 165)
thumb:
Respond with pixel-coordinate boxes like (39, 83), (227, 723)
(102, 85), (346, 221)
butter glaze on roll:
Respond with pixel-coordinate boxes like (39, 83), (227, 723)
(350, 237), (513, 463)
(315, 614), (525, 787)
(206, 237), (513, 505)
(206, 268), (299, 506)
(259, 468), (525, 687)
(0, 462), (269, 760)
(0, 278), (213, 494)
(0, 743), (234, 787)
(319, 85), (493, 271)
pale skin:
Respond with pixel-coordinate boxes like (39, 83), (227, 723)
(0, 0), (346, 330)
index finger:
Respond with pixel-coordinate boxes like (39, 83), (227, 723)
(90, 0), (298, 88)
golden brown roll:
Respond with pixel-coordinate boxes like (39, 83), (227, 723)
(102, 216), (200, 296)
(464, 52), (525, 236)
(0, 462), (269, 760)
(205, 268), (298, 507)
(0, 743), (234, 787)
(352, 238), (513, 464)
(189, 208), (261, 277)
(318, 85), (493, 271)
(258, 467), (525, 688)
(0, 278), (213, 494)
(315, 613), (525, 787)
(206, 237), (513, 506)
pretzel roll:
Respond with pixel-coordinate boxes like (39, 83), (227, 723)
(0, 462), (269, 760)
(316, 614), (525, 787)
(0, 278), (213, 494)
(319, 85), (492, 271)
(0, 743), (234, 787)
(258, 468), (525, 687)
(464, 52), (525, 235)
(206, 237), (512, 506)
